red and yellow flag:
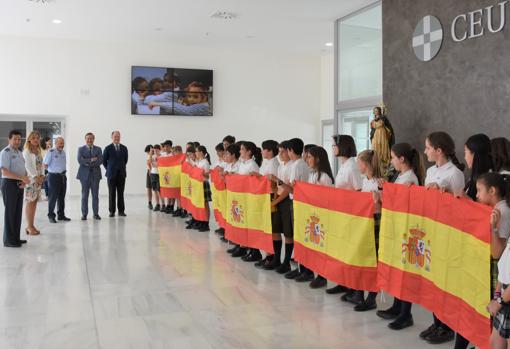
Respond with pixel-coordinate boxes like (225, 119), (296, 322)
(224, 174), (273, 253)
(378, 183), (491, 349)
(157, 154), (186, 198)
(180, 162), (207, 221)
(293, 182), (378, 291)
(210, 168), (227, 228)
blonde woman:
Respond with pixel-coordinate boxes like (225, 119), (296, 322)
(23, 131), (45, 235)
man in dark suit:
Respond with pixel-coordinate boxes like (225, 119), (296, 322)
(77, 132), (103, 220)
(103, 131), (128, 217)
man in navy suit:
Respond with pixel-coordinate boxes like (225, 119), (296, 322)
(77, 132), (103, 220)
(103, 131), (128, 217)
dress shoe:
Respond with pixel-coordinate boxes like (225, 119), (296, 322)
(419, 324), (438, 340)
(284, 268), (301, 279)
(19, 239), (27, 244)
(426, 327), (454, 344)
(227, 245), (239, 254)
(309, 276), (327, 289)
(49, 217), (57, 223)
(354, 299), (377, 312)
(243, 252), (262, 262)
(165, 206), (174, 214)
(214, 228), (222, 234)
(4, 242), (21, 248)
(153, 204), (160, 212)
(118, 212), (126, 217)
(148, 202), (153, 210)
(109, 213), (115, 217)
(81, 216), (87, 220)
(180, 211), (188, 218)
(220, 237), (228, 243)
(275, 263), (291, 274)
(198, 224), (210, 232)
(326, 285), (349, 294)
(172, 209), (182, 217)
(93, 215), (101, 220)
(295, 271), (315, 283)
(231, 247), (247, 258)
(341, 291), (363, 305)
(388, 316), (414, 330)
(376, 307), (400, 320)
(58, 216), (71, 221)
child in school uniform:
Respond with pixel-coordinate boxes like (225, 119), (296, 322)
(171, 146), (186, 218)
(184, 145), (198, 227)
(327, 135), (363, 296)
(192, 146), (212, 232)
(305, 146), (334, 289)
(233, 141), (263, 261)
(376, 143), (425, 330)
(479, 173), (510, 349)
(223, 144), (242, 250)
(280, 138), (312, 282)
(420, 131), (466, 345)
(266, 141), (294, 273)
(213, 143), (228, 237)
(353, 149), (385, 312)
(147, 144), (162, 212)
(144, 145), (154, 209)
(254, 140), (281, 270)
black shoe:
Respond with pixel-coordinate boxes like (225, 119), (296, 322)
(309, 276), (327, 289)
(326, 285), (348, 294)
(388, 316), (414, 330)
(220, 237), (228, 243)
(118, 212), (126, 217)
(227, 245), (239, 254)
(426, 327), (454, 344)
(161, 205), (166, 212)
(154, 204), (161, 212)
(258, 257), (276, 270)
(214, 228), (222, 234)
(198, 224), (210, 232)
(81, 216), (87, 220)
(109, 213), (115, 217)
(254, 257), (267, 268)
(354, 299), (377, 312)
(419, 324), (438, 340)
(275, 263), (291, 274)
(232, 247), (247, 258)
(241, 252), (252, 261)
(341, 291), (363, 305)
(180, 211), (187, 218)
(49, 217), (57, 223)
(58, 216), (71, 221)
(284, 268), (301, 279)
(19, 239), (27, 244)
(93, 215), (101, 220)
(4, 242), (21, 248)
(186, 222), (197, 230)
(243, 252), (263, 262)
(166, 206), (174, 214)
(295, 271), (315, 283)
(172, 209), (182, 217)
(148, 202), (153, 210)
(376, 307), (400, 320)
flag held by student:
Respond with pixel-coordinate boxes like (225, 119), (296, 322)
(293, 181), (378, 292)
(158, 154), (186, 198)
(225, 174), (273, 253)
(210, 168), (227, 228)
(378, 183), (491, 349)
(180, 162), (207, 221)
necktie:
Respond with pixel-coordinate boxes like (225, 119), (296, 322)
(115, 144), (119, 152)
(89, 147), (93, 156)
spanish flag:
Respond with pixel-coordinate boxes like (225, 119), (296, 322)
(378, 183), (491, 349)
(210, 168), (227, 229)
(180, 162), (207, 221)
(224, 174), (273, 253)
(157, 154), (186, 198)
(293, 182), (378, 291)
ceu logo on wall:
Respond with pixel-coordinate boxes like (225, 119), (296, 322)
(412, 15), (443, 62)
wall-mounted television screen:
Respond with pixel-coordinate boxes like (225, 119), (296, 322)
(131, 66), (213, 116)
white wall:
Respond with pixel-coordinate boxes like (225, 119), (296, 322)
(320, 52), (334, 121)
(0, 35), (322, 195)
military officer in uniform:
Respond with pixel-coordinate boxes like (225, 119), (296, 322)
(0, 130), (30, 247)
(43, 136), (71, 223)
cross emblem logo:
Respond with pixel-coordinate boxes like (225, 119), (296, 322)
(412, 15), (443, 62)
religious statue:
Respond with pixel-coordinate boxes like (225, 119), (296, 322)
(370, 105), (395, 174)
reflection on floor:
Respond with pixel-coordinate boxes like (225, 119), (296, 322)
(0, 196), (451, 348)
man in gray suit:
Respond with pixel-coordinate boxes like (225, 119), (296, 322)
(77, 132), (103, 220)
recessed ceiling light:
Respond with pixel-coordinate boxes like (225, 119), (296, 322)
(325, 42), (333, 47)
(154, 27), (163, 31)
(52, 19), (62, 24)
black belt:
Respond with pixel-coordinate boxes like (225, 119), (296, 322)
(49, 171), (67, 175)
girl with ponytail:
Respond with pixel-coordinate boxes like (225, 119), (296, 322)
(463, 134), (493, 201)
(376, 143), (425, 330)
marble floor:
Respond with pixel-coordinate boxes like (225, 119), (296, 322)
(0, 195), (452, 349)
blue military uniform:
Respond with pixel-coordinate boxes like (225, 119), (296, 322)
(0, 145), (26, 246)
(43, 148), (69, 222)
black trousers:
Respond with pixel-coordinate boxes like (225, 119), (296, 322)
(48, 173), (67, 219)
(108, 175), (126, 214)
(1, 179), (23, 244)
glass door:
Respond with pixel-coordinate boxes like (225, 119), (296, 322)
(33, 121), (63, 147)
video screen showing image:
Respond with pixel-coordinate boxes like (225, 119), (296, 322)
(131, 66), (213, 116)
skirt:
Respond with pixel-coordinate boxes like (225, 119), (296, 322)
(494, 285), (510, 339)
(204, 181), (212, 202)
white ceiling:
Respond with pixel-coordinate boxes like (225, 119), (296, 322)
(0, 0), (377, 54)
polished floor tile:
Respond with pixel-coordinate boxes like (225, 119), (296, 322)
(0, 195), (452, 349)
